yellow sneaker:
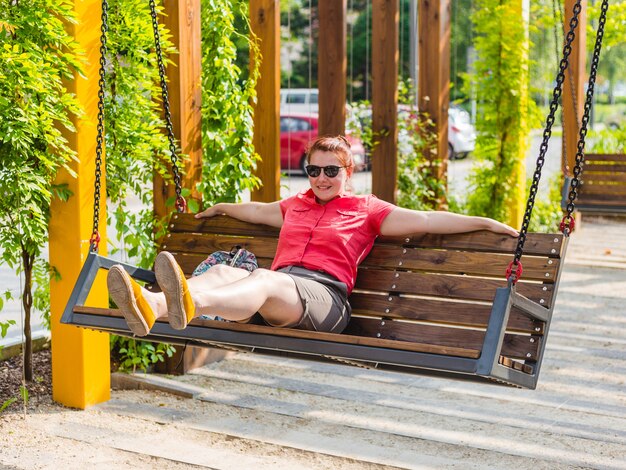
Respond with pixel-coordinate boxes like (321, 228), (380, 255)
(107, 265), (155, 336)
(155, 251), (196, 330)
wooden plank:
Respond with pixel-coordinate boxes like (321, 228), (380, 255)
(581, 173), (626, 183)
(170, 214), (566, 258)
(250, 0), (281, 202)
(154, 0), (203, 220)
(371, 0), (399, 204)
(583, 163), (626, 174)
(354, 268), (554, 307)
(318, 0), (347, 136)
(343, 317), (541, 360)
(584, 153), (626, 163)
(73, 306), (482, 358)
(379, 230), (566, 258)
(167, 213), (280, 237)
(361, 245), (560, 281)
(348, 293), (543, 333)
(580, 184), (626, 196)
(163, 233), (279, 259)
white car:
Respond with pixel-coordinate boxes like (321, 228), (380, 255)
(448, 105), (476, 160)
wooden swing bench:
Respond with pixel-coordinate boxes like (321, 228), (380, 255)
(63, 213), (567, 389)
(563, 153), (626, 215)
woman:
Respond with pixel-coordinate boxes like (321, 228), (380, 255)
(107, 135), (518, 337)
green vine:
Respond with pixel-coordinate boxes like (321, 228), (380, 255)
(197, 0), (261, 205)
(463, 0), (534, 223)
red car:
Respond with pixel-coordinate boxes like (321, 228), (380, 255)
(280, 113), (367, 174)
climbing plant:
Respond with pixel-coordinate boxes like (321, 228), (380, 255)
(197, 0), (260, 205)
(462, 0), (534, 223)
(0, 0), (82, 381)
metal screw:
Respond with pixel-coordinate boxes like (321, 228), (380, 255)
(526, 353), (532, 358)
(398, 261), (403, 266)
(395, 273), (400, 278)
(174, 214), (179, 219)
(381, 321), (386, 326)
(392, 284), (396, 289)
(553, 238), (559, 242)
(551, 249), (556, 254)
(545, 273), (550, 277)
(385, 308), (390, 314)
(169, 224), (174, 229)
(542, 286), (548, 291)
(535, 327), (541, 332)
(388, 296), (393, 301)
(376, 333), (381, 338)
(167, 233), (172, 237)
(540, 299), (545, 304)
(548, 260), (553, 265)
(163, 245), (167, 249)
(530, 338), (535, 343)
(402, 249), (407, 254)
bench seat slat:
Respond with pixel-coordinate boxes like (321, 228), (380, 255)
(581, 173), (626, 183)
(344, 317), (540, 361)
(355, 268), (554, 306)
(73, 306), (538, 360)
(348, 293), (543, 333)
(583, 153), (626, 164)
(579, 184), (626, 196)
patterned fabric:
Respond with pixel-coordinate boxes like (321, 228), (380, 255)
(192, 246), (258, 277)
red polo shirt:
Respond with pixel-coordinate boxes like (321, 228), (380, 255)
(271, 189), (395, 293)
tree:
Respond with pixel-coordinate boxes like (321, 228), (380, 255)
(0, 0), (82, 380)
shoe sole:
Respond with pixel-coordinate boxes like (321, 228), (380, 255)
(155, 252), (189, 330)
(107, 265), (150, 337)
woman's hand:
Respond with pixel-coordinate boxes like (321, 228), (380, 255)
(194, 204), (225, 219)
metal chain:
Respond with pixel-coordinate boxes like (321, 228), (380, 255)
(90, 0), (109, 252)
(508, 1), (583, 283)
(148, 0), (186, 212)
(563, 0), (609, 227)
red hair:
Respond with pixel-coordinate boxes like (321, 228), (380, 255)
(305, 135), (354, 169)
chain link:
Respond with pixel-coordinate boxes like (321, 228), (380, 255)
(563, 0), (609, 228)
(508, 1), (582, 281)
(148, 0), (186, 212)
(90, 0), (109, 252)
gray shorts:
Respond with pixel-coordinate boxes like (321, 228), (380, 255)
(277, 266), (351, 333)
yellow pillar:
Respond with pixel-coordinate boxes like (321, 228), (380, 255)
(49, 0), (110, 409)
(506, 0), (530, 229)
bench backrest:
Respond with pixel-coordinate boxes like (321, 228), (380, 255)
(163, 213), (567, 365)
(571, 153), (626, 212)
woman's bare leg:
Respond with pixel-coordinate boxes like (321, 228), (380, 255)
(188, 267), (304, 326)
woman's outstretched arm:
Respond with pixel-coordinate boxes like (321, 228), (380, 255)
(380, 207), (519, 237)
(195, 201), (284, 228)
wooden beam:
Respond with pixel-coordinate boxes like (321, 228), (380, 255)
(371, 0), (399, 204)
(418, 0), (451, 204)
(250, 0), (281, 202)
(318, 0), (347, 136)
(562, 0), (586, 176)
(154, 0), (203, 220)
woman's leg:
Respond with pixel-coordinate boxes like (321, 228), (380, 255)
(155, 252), (303, 328)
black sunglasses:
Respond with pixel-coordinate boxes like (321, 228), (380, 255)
(305, 165), (347, 178)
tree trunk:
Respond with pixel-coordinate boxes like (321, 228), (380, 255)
(21, 250), (33, 382)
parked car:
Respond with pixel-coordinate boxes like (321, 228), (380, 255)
(280, 113), (367, 174)
(280, 88), (319, 114)
(447, 105), (476, 160)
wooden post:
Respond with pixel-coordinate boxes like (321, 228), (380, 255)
(318, 0), (347, 136)
(562, 0), (586, 176)
(418, 0), (451, 206)
(154, 0), (203, 220)
(250, 0), (281, 203)
(371, 0), (399, 204)
(49, 0), (110, 409)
